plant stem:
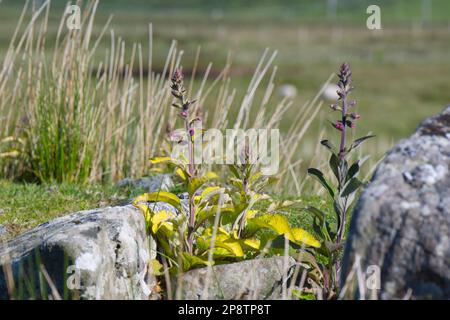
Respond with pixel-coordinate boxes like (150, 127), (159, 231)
(339, 97), (347, 161)
(185, 116), (196, 254)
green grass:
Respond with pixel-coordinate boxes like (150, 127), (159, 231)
(0, 180), (146, 239)
(0, 177), (334, 240)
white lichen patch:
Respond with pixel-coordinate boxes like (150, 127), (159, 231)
(75, 251), (101, 272)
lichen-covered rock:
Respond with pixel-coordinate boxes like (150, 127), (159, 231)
(177, 256), (296, 300)
(0, 205), (158, 300)
(117, 174), (174, 192)
(341, 105), (450, 299)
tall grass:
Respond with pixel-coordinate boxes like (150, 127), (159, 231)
(0, 0), (384, 191)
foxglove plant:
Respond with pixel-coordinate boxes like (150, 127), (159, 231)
(306, 63), (374, 298)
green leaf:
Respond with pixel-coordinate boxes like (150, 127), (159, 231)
(307, 168), (334, 198)
(229, 165), (240, 179)
(333, 199), (344, 216)
(304, 206), (326, 224)
(349, 135), (375, 151)
(320, 139), (336, 153)
(180, 252), (210, 271)
(341, 177), (362, 198)
(346, 162), (360, 183)
(196, 205), (234, 224)
(338, 159), (348, 184)
(229, 178), (246, 194)
(333, 199), (344, 238)
(293, 291), (316, 300)
(329, 153), (340, 182)
(249, 171), (263, 185)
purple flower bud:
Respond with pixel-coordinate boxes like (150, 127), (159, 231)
(334, 121), (344, 131)
(189, 128), (195, 136)
(330, 104), (338, 111)
(347, 121), (356, 129)
(180, 111), (188, 119)
(350, 112), (360, 120)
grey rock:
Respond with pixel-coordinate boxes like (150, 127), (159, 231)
(0, 205), (158, 300)
(176, 256), (296, 300)
(117, 174), (174, 192)
(341, 105), (450, 299)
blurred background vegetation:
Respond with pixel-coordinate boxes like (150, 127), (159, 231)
(1, 0), (449, 143)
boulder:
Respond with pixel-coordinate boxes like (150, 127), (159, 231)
(176, 256), (296, 299)
(341, 105), (450, 299)
(0, 205), (158, 300)
(117, 174), (174, 192)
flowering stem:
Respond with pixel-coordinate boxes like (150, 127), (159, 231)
(170, 68), (197, 254)
(339, 97), (347, 161)
(186, 117), (196, 254)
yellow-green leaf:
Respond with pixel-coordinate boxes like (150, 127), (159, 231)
(149, 156), (173, 164)
(176, 168), (187, 180)
(151, 210), (176, 234)
(245, 209), (258, 219)
(205, 171), (219, 179)
(133, 191), (181, 210)
(200, 186), (222, 200)
(215, 235), (244, 257)
(134, 203), (152, 224)
(240, 238), (261, 250)
(196, 205), (234, 223)
(248, 214), (292, 237)
(197, 228), (244, 258)
(290, 228), (321, 248)
(149, 259), (164, 276)
(250, 172), (262, 185)
(181, 252), (210, 271)
(188, 172), (218, 196)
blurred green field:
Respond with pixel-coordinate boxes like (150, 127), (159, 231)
(1, 0), (449, 153)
